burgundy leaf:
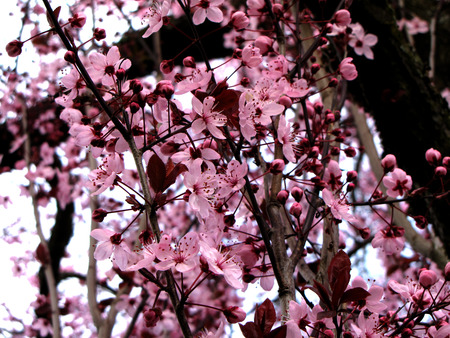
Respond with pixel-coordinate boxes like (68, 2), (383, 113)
(147, 154), (166, 193)
(47, 6), (61, 28)
(239, 322), (263, 338)
(316, 310), (337, 320)
(255, 298), (276, 335)
(340, 287), (371, 305)
(312, 280), (332, 310)
(266, 324), (287, 338)
(328, 250), (351, 309)
(163, 162), (187, 191)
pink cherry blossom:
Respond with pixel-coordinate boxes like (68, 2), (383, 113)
(350, 276), (387, 313)
(333, 9), (351, 28)
(88, 153), (124, 195)
(91, 228), (132, 270)
(191, 0), (224, 25)
(371, 225), (405, 254)
(60, 67), (85, 102)
(382, 168), (412, 198)
(241, 45), (262, 68)
(339, 57), (358, 81)
(154, 232), (200, 273)
(142, 0), (171, 38)
(286, 300), (310, 338)
(322, 188), (358, 223)
(351, 312), (381, 338)
(349, 23), (378, 60)
(89, 46), (131, 86)
(216, 159), (248, 198)
(191, 96), (227, 139)
(200, 241), (243, 289)
(277, 115), (296, 163)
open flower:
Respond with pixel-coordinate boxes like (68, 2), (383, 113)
(191, 96), (227, 139)
(322, 188), (357, 223)
(349, 23), (378, 60)
(191, 0), (224, 25)
(91, 228), (132, 270)
(142, 0), (171, 38)
(382, 168), (412, 198)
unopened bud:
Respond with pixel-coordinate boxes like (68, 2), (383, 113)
(92, 208), (108, 222)
(93, 28), (106, 41)
(64, 51), (76, 63)
(425, 148), (442, 166)
(269, 159), (285, 174)
(6, 40), (23, 57)
(160, 59), (174, 74)
(223, 306), (246, 323)
(277, 190), (289, 204)
(419, 269), (438, 288)
(435, 166), (447, 177)
(289, 202), (303, 218)
(183, 56), (196, 68)
(381, 154), (397, 173)
(291, 187), (303, 202)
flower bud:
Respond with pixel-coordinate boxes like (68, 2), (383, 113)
(381, 154), (397, 173)
(6, 40), (23, 57)
(443, 156), (450, 168)
(69, 13), (87, 28)
(269, 159), (285, 174)
(230, 11), (250, 31)
(277, 190), (289, 204)
(64, 51), (76, 63)
(425, 148), (442, 166)
(333, 9), (351, 27)
(255, 36), (273, 55)
(291, 187), (303, 202)
(279, 96), (292, 108)
(92, 208), (108, 222)
(328, 77), (338, 87)
(346, 170), (358, 182)
(325, 113), (335, 124)
(419, 269), (438, 288)
(289, 202), (303, 218)
(311, 63), (320, 74)
(223, 306), (246, 323)
(413, 215), (427, 229)
(143, 308), (162, 327)
(130, 79), (143, 94)
(93, 28), (106, 41)
(346, 182), (355, 192)
(154, 80), (174, 99)
(435, 166), (447, 177)
(359, 227), (371, 239)
(160, 59), (174, 74)
(183, 56), (196, 68)
(116, 68), (126, 81)
(344, 147), (357, 157)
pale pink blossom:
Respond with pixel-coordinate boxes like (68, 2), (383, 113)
(60, 68), (85, 101)
(216, 159), (248, 198)
(230, 11), (249, 30)
(286, 300), (310, 338)
(154, 232), (200, 273)
(142, 0), (171, 38)
(351, 312), (381, 338)
(350, 276), (387, 313)
(88, 153), (124, 195)
(277, 115), (296, 163)
(382, 168), (412, 198)
(176, 67), (212, 94)
(191, 0), (224, 25)
(349, 23), (378, 60)
(322, 188), (357, 223)
(333, 9), (351, 28)
(91, 228), (132, 270)
(200, 241), (243, 289)
(241, 45), (262, 68)
(89, 46), (131, 86)
(60, 108), (83, 126)
(371, 225), (405, 254)
(404, 16), (429, 35)
(191, 96), (227, 139)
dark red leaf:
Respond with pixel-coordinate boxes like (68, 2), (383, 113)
(328, 250), (351, 309)
(147, 154), (166, 193)
(239, 322), (263, 338)
(312, 280), (332, 310)
(214, 89), (240, 112)
(163, 162), (187, 191)
(266, 324), (287, 338)
(340, 287), (371, 305)
(47, 6), (61, 28)
(255, 298), (276, 335)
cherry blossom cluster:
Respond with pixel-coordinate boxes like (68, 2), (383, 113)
(1, 0), (450, 337)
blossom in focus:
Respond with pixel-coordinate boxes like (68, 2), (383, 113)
(339, 57), (358, 81)
(322, 188), (358, 223)
(382, 168), (412, 198)
(91, 228), (132, 270)
(191, 96), (227, 139)
(142, 0), (171, 38)
(88, 153), (124, 195)
(349, 23), (378, 60)
(372, 225), (405, 254)
(191, 0), (224, 25)
(89, 46), (131, 86)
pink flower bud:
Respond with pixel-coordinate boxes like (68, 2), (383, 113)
(413, 215), (427, 229)
(277, 190), (289, 204)
(381, 154), (397, 173)
(425, 148), (442, 166)
(279, 96), (292, 108)
(445, 262), (450, 281)
(230, 11), (250, 31)
(116, 68), (126, 81)
(311, 63), (320, 74)
(130, 79), (143, 94)
(347, 170), (358, 182)
(359, 227), (371, 239)
(223, 306), (246, 323)
(154, 80), (174, 99)
(339, 58), (358, 81)
(269, 159), (285, 174)
(435, 166), (447, 177)
(92, 208), (108, 222)
(443, 156), (450, 168)
(64, 51), (76, 63)
(328, 77), (338, 87)
(160, 59), (174, 74)
(289, 202), (303, 218)
(183, 56), (196, 68)
(325, 113), (335, 124)
(6, 40), (23, 57)
(291, 187), (303, 202)
(255, 36), (273, 55)
(333, 9), (352, 27)
(347, 182), (355, 192)
(419, 269), (438, 288)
